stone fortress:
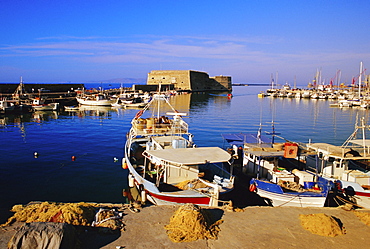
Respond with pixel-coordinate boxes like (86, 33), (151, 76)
(145, 70), (232, 92)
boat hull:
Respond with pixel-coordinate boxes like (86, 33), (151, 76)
(131, 178), (213, 206)
(321, 177), (370, 209)
(124, 152), (224, 207)
(32, 103), (59, 111)
(76, 97), (114, 106)
(251, 179), (328, 207)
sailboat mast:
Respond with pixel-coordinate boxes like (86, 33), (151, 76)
(270, 73), (274, 90)
(359, 61), (363, 99)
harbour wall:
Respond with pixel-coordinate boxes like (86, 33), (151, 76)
(0, 83), (84, 94)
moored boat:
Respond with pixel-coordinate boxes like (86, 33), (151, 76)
(76, 90), (115, 106)
(64, 106), (80, 111)
(0, 98), (15, 114)
(306, 116), (370, 209)
(31, 97), (59, 111)
(124, 94), (234, 206)
(222, 126), (331, 207)
(112, 97), (147, 108)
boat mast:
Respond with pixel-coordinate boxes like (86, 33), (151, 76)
(270, 73), (274, 90)
(13, 76), (24, 100)
(359, 61), (363, 99)
(157, 82), (162, 118)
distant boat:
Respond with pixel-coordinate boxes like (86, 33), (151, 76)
(64, 106), (79, 111)
(112, 97), (146, 108)
(76, 93), (115, 106)
(0, 98), (15, 114)
(257, 92), (266, 98)
(31, 97), (59, 111)
(301, 91), (311, 98)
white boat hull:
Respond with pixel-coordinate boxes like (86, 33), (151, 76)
(32, 103), (59, 111)
(76, 97), (114, 106)
(255, 188), (327, 207)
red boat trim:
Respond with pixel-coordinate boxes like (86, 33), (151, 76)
(355, 191), (370, 197)
(148, 191), (211, 205)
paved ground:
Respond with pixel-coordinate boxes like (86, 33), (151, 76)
(2, 167), (369, 248)
(1, 205), (370, 249)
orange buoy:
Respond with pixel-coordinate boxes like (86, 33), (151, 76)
(122, 162), (128, 169)
(249, 183), (257, 192)
(71, 156), (76, 161)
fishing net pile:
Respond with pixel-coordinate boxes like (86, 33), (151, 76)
(299, 213), (345, 237)
(1, 202), (97, 227)
(354, 211), (370, 226)
(278, 180), (304, 192)
(92, 208), (125, 231)
(175, 179), (209, 190)
(164, 204), (223, 243)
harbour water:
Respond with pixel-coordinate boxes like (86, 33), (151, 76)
(1, 85), (369, 222)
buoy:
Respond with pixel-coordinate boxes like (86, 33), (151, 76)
(249, 183), (257, 192)
(71, 156), (76, 161)
(122, 161), (128, 169)
(114, 157), (118, 162)
(128, 174), (135, 188)
(138, 184), (146, 203)
(141, 190), (147, 203)
(34, 152), (39, 158)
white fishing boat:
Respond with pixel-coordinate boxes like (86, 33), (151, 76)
(76, 90), (115, 106)
(31, 97), (59, 111)
(124, 94), (234, 206)
(222, 125), (331, 208)
(307, 116), (370, 209)
(301, 91), (311, 98)
(311, 92), (319, 99)
(64, 106), (79, 111)
(112, 97), (146, 108)
(0, 98), (15, 114)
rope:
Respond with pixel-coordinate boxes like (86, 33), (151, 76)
(334, 195), (364, 209)
(276, 193), (302, 207)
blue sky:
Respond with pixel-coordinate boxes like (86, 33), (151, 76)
(1, 0), (369, 85)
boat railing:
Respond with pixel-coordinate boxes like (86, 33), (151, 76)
(131, 117), (188, 136)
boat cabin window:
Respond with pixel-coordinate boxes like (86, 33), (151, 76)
(328, 157), (335, 163)
(348, 160), (369, 173)
(198, 162), (231, 181)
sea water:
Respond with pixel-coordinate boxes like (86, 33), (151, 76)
(0, 85), (368, 222)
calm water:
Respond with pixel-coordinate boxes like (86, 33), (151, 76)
(1, 86), (369, 222)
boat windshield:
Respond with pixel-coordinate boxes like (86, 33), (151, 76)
(348, 160), (370, 173)
(198, 161), (231, 181)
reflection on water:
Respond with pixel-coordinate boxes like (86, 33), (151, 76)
(1, 86), (370, 222)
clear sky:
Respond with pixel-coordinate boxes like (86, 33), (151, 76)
(1, 0), (369, 85)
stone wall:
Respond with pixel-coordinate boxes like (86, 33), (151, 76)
(146, 70), (232, 92)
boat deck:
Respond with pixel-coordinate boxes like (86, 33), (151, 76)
(132, 121), (188, 136)
(308, 142), (370, 159)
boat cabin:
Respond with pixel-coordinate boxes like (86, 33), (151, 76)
(141, 147), (233, 190)
(307, 142), (370, 187)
